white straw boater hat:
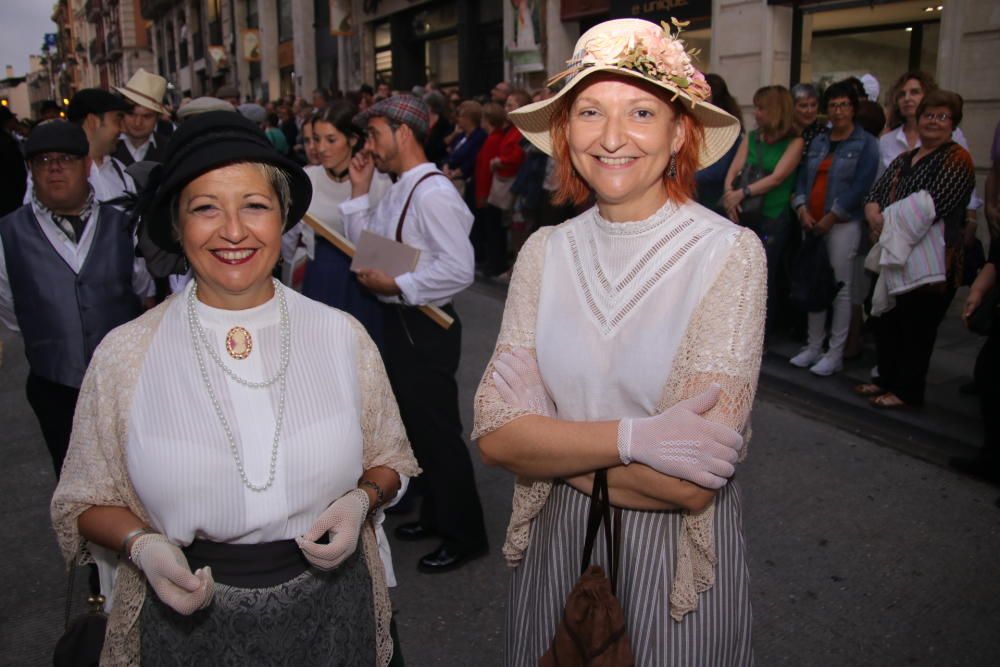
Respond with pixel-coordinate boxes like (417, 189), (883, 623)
(509, 18), (740, 169)
(114, 68), (168, 115)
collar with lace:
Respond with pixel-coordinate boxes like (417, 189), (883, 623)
(591, 198), (681, 236)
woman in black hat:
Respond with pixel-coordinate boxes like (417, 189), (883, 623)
(51, 111), (419, 665)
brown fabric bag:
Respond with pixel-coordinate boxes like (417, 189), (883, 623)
(540, 470), (635, 667)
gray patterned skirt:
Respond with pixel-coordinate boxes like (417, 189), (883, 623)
(139, 549), (375, 666)
(505, 481), (753, 667)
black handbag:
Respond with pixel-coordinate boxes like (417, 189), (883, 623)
(53, 561), (107, 667)
(732, 132), (769, 229)
(790, 233), (843, 313)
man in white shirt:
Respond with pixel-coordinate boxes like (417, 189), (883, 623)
(0, 121), (150, 477)
(342, 96), (488, 573)
(68, 88), (135, 203)
(113, 68), (170, 166)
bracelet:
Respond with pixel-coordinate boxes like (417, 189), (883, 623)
(360, 479), (385, 516)
(121, 527), (154, 561)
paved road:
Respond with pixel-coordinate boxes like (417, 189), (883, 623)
(2, 285), (998, 665)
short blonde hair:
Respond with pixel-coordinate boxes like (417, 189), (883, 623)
(752, 85), (795, 140)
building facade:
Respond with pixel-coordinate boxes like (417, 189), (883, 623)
(46, 0), (155, 114)
(42, 0), (998, 199)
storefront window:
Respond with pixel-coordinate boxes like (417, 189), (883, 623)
(411, 4), (457, 36)
(374, 21), (392, 86)
(278, 0), (293, 43)
(374, 23), (391, 49)
(800, 2), (944, 97)
(426, 34), (459, 85)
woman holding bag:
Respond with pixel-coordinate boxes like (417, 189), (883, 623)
(474, 18), (765, 666)
(789, 81), (880, 377)
(722, 85), (802, 321)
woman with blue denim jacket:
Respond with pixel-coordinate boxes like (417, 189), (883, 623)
(789, 81), (880, 376)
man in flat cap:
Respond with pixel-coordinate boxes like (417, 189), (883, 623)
(113, 68), (170, 166)
(342, 96), (488, 573)
(0, 121), (151, 477)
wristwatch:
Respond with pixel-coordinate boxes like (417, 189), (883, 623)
(742, 185), (752, 198)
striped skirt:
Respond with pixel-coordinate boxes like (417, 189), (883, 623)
(505, 481), (753, 666)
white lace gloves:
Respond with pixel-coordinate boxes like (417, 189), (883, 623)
(617, 385), (743, 490)
(130, 533), (214, 615)
(492, 349), (556, 417)
(297, 488), (370, 571)
(492, 348), (743, 490)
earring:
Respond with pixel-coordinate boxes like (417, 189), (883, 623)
(666, 152), (678, 179)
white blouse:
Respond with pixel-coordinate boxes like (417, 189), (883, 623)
(126, 281), (406, 583)
(536, 200), (741, 421)
(306, 165), (392, 238)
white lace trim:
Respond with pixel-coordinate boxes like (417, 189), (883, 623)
(591, 198), (680, 235)
(567, 210), (707, 338)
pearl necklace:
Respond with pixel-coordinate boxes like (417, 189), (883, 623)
(186, 279), (290, 492)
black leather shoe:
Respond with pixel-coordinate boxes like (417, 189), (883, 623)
(394, 522), (436, 542)
(417, 543), (488, 574)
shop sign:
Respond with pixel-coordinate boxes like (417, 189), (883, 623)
(610, 0), (711, 25)
(241, 29), (261, 62)
(330, 0), (352, 36)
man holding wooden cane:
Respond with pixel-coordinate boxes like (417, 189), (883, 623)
(341, 96), (489, 572)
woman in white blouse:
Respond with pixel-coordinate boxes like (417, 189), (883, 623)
(474, 19), (766, 665)
(300, 102), (392, 346)
(51, 111), (419, 665)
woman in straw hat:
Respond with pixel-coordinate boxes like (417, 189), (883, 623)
(51, 111), (418, 665)
(474, 18), (765, 664)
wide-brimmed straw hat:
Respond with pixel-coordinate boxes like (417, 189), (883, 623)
(115, 68), (168, 115)
(509, 18), (740, 169)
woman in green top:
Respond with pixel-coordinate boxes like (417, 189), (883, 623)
(722, 84), (803, 320)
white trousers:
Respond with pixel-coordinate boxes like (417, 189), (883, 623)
(807, 221), (862, 360)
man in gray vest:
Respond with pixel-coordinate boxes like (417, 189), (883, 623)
(0, 121), (151, 477)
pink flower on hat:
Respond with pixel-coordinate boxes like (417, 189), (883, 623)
(553, 18), (709, 103)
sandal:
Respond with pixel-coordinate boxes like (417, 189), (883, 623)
(869, 392), (908, 409)
(853, 383), (885, 397)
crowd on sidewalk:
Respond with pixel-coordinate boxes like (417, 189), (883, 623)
(1, 14), (998, 666)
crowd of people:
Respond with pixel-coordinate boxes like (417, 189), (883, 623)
(0, 13), (998, 666)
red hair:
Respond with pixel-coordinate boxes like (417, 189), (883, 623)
(549, 78), (704, 207)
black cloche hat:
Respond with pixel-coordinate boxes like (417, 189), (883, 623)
(139, 110), (312, 253)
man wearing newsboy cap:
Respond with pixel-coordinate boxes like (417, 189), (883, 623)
(0, 121), (152, 477)
(341, 95), (488, 573)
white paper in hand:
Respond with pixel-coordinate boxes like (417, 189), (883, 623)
(350, 230), (421, 277)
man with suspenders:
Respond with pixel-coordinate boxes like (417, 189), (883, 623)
(342, 96), (489, 572)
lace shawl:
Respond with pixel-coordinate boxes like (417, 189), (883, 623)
(472, 219), (766, 622)
(50, 299), (420, 666)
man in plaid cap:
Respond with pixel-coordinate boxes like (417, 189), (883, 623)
(341, 95), (488, 573)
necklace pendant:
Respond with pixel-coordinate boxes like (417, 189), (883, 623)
(225, 326), (253, 360)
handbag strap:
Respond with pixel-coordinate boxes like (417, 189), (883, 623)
(580, 469), (623, 595)
(395, 171), (448, 242)
(63, 561), (76, 630)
